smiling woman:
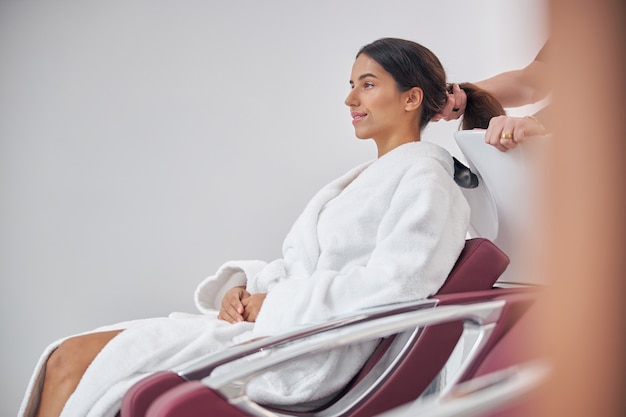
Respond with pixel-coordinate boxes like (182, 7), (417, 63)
(346, 39), (448, 157)
(20, 38), (505, 417)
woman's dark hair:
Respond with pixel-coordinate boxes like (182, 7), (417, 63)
(457, 82), (506, 129)
(357, 38), (505, 131)
(357, 38), (447, 131)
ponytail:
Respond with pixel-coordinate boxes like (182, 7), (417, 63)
(457, 82), (506, 130)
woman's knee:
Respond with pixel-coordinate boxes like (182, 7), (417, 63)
(44, 330), (123, 384)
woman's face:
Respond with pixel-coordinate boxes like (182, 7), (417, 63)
(345, 53), (409, 142)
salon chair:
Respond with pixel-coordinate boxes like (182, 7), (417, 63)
(119, 237), (542, 417)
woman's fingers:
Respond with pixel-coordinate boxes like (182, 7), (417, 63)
(241, 293), (267, 323)
(218, 287), (249, 323)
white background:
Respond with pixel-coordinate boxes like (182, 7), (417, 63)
(0, 1), (547, 414)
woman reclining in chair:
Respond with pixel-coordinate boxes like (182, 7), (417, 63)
(20, 38), (502, 417)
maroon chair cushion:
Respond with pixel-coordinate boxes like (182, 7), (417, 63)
(145, 381), (249, 417)
(436, 238), (509, 295)
(121, 372), (186, 417)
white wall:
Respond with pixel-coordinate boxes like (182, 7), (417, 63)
(0, 1), (547, 414)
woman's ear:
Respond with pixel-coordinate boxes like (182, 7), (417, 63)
(405, 87), (423, 112)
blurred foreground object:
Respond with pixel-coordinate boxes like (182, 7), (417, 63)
(535, 0), (626, 416)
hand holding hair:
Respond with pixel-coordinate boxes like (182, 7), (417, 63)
(432, 84), (467, 121)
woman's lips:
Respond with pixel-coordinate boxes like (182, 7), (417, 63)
(351, 112), (366, 124)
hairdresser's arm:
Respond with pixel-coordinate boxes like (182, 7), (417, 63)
(434, 58), (550, 122)
(475, 59), (551, 108)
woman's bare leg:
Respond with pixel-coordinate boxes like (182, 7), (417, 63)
(34, 329), (123, 417)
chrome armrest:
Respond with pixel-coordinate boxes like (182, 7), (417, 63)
(202, 300), (506, 416)
(176, 298), (437, 380)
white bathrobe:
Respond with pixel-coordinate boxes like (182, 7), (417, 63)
(19, 141), (469, 417)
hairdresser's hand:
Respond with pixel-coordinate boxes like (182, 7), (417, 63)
(241, 293), (267, 323)
(218, 286), (250, 323)
(485, 115), (546, 152)
(433, 84), (467, 121)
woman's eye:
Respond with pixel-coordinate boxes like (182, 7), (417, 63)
(364, 82), (374, 88)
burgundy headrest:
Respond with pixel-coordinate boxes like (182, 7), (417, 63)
(436, 238), (509, 295)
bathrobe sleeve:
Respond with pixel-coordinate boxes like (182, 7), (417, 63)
(252, 159), (470, 336)
(194, 260), (268, 314)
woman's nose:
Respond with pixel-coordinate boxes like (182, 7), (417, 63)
(344, 89), (358, 107)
